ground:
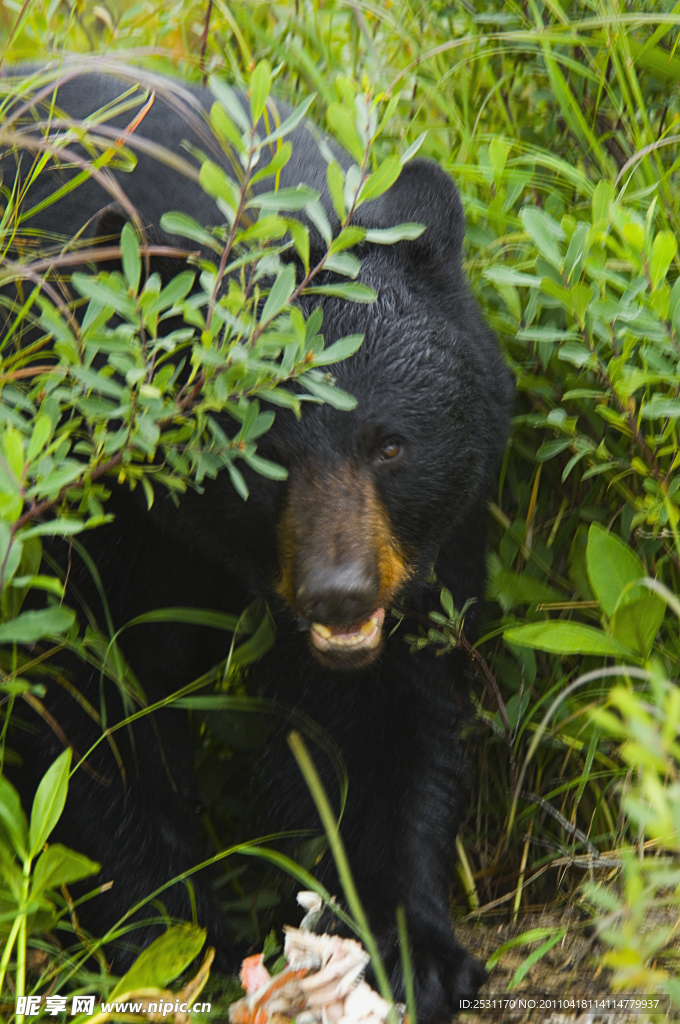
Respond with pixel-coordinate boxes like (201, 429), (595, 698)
(456, 910), (675, 1024)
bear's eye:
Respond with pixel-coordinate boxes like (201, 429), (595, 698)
(379, 440), (403, 463)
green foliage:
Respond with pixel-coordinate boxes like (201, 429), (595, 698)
(485, 926), (568, 991)
(583, 668), (680, 1001)
(503, 521), (666, 660)
(0, 750), (99, 1002)
(108, 924), (207, 1000)
(5, 0), (680, 1004)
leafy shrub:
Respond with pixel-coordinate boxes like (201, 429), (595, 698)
(0, 59), (423, 1006)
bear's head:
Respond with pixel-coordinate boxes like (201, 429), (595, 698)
(151, 160), (512, 669)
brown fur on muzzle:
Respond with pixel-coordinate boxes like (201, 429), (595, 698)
(276, 464), (413, 667)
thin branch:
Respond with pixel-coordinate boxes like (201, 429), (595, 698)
(12, 452), (123, 533)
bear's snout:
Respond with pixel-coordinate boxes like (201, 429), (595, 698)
(276, 462), (412, 667)
(295, 562), (379, 626)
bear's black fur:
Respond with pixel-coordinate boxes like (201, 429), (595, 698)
(5, 64), (513, 1021)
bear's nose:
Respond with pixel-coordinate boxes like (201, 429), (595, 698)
(296, 564), (379, 625)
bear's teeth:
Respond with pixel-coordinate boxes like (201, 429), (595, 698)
(311, 609), (384, 651)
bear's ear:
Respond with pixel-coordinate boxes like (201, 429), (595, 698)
(92, 204), (129, 240)
(88, 205), (130, 273)
(357, 158), (465, 264)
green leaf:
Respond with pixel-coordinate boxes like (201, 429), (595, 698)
(147, 271), (196, 317)
(493, 691), (530, 734)
(261, 388), (302, 415)
(622, 221), (645, 252)
(160, 212), (220, 251)
(209, 102), (245, 153)
(199, 160), (239, 209)
(312, 334), (363, 366)
(541, 277), (570, 305)
(37, 298), (78, 351)
(536, 438), (572, 461)
(489, 137), (508, 182)
(570, 283), (593, 326)
(400, 132), (426, 164)
(0, 524), (22, 585)
(488, 566), (561, 612)
(300, 376), (357, 410)
(440, 588), (454, 618)
(483, 266), (542, 288)
(586, 523), (646, 618)
(563, 389), (605, 400)
(359, 156), (401, 204)
(258, 94), (316, 146)
(71, 275), (136, 321)
(70, 365), (124, 399)
(261, 264), (296, 323)
(239, 214), (287, 242)
(247, 186), (319, 212)
(324, 253), (360, 278)
(610, 594), (665, 659)
(4, 426), (25, 481)
(110, 924), (206, 999)
(649, 231), (677, 290)
(31, 843), (99, 897)
(33, 460), (86, 499)
(503, 621), (633, 657)
(669, 277), (680, 329)
(306, 200), (332, 245)
(122, 607), (240, 632)
(29, 748), (72, 859)
(286, 219), (309, 274)
(558, 341), (596, 368)
(640, 398), (680, 419)
(227, 462), (249, 501)
(243, 451), (288, 481)
(486, 927), (562, 971)
(508, 931), (567, 990)
(0, 606), (75, 645)
(303, 282), (376, 303)
(120, 222), (141, 295)
(11, 574), (64, 597)
(520, 207), (565, 271)
(250, 141), (292, 185)
(563, 221), (590, 282)
(327, 162), (346, 221)
(363, 223), (426, 244)
(0, 775), (28, 860)
(27, 414), (53, 463)
(591, 180), (615, 229)
(327, 103), (365, 164)
(20, 519), (94, 539)
(249, 60), (272, 123)
(208, 78), (249, 132)
(329, 226), (366, 253)
(517, 327), (579, 342)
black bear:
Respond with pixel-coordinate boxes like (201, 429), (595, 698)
(6, 62), (512, 1021)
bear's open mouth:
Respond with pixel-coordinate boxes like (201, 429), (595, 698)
(310, 608), (385, 653)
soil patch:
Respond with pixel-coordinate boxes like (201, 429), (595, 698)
(455, 910), (676, 1023)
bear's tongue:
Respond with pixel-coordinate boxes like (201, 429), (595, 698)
(310, 608), (385, 652)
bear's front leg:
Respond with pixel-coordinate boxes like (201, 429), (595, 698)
(261, 635), (485, 1023)
(345, 652), (485, 1021)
